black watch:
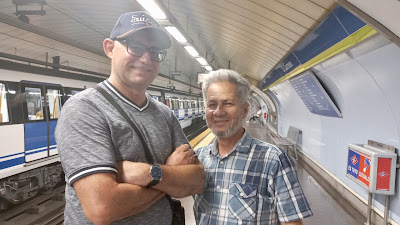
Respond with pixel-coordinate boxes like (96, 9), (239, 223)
(147, 165), (163, 187)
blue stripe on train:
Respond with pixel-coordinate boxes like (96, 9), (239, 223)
(0, 157), (25, 169)
(0, 152), (24, 160)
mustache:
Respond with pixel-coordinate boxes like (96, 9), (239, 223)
(213, 116), (229, 121)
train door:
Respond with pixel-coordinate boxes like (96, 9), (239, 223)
(46, 86), (62, 156)
(21, 82), (62, 162)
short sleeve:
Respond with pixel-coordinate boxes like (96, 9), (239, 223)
(55, 97), (117, 185)
(272, 152), (313, 222)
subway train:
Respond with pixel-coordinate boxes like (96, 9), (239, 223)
(1, 0), (400, 224)
(0, 68), (204, 209)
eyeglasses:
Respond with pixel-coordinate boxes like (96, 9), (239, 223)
(117, 39), (167, 62)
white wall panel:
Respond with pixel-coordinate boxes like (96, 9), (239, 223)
(271, 37), (400, 222)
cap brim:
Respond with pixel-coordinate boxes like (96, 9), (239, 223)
(117, 27), (172, 49)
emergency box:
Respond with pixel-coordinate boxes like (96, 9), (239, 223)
(346, 140), (397, 195)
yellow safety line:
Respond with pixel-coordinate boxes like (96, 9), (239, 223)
(194, 131), (215, 150)
(189, 128), (211, 147)
(263, 25), (377, 91)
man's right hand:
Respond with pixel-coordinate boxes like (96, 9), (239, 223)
(117, 161), (151, 186)
(166, 144), (197, 166)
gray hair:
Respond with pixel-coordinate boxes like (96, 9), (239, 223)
(202, 69), (250, 106)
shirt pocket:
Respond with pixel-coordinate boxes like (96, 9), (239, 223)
(228, 182), (258, 221)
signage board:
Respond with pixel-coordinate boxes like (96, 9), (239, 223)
(347, 149), (370, 188)
(346, 142), (397, 195)
(290, 70), (341, 118)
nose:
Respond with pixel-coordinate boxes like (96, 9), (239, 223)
(138, 51), (152, 64)
(213, 104), (226, 116)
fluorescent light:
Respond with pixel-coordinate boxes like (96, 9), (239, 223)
(165, 26), (187, 43)
(195, 57), (208, 66)
(137, 0), (166, 19)
(184, 46), (199, 57)
(204, 66), (213, 71)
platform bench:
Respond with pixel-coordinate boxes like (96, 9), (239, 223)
(271, 126), (301, 160)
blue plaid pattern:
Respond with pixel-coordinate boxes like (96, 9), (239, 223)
(193, 131), (312, 224)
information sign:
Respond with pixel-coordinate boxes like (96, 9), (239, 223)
(290, 70), (341, 118)
(347, 149), (370, 188)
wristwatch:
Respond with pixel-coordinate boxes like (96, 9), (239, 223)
(147, 165), (163, 187)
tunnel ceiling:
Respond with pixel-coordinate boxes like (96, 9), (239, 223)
(0, 0), (338, 87)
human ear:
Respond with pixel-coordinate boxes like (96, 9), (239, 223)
(243, 102), (250, 118)
(103, 38), (115, 59)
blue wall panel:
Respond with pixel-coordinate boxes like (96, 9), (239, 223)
(333, 6), (366, 34)
(260, 5), (367, 90)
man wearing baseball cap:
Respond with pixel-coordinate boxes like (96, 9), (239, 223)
(56, 11), (205, 224)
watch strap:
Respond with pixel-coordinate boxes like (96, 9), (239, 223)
(147, 179), (160, 187)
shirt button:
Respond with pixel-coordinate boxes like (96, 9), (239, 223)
(213, 210), (217, 214)
(220, 161), (224, 165)
(217, 185), (220, 189)
(240, 193), (244, 197)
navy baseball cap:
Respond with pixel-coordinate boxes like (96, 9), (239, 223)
(110, 11), (172, 49)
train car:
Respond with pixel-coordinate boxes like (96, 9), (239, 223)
(0, 68), (204, 209)
(165, 92), (205, 129)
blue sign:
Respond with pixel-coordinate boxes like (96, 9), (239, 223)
(289, 71), (342, 118)
(261, 5), (367, 89)
(347, 149), (360, 179)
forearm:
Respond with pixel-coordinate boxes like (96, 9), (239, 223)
(153, 163), (205, 198)
(109, 184), (165, 218)
(74, 173), (164, 225)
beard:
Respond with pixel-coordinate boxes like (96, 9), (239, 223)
(207, 115), (244, 138)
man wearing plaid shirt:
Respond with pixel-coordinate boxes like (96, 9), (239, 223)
(193, 69), (312, 225)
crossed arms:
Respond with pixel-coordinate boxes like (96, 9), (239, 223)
(73, 144), (205, 225)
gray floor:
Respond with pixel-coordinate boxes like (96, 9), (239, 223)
(179, 121), (366, 224)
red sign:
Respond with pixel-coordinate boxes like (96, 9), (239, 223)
(358, 155), (370, 186)
(376, 158), (391, 190)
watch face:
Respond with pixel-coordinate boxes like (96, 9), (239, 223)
(151, 165), (163, 180)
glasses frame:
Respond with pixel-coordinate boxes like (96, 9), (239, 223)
(116, 39), (167, 62)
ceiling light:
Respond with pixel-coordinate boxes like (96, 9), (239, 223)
(184, 46), (199, 57)
(204, 66), (213, 71)
(136, 0), (166, 19)
(165, 26), (187, 43)
(195, 57), (208, 66)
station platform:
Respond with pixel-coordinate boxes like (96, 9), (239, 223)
(180, 121), (367, 225)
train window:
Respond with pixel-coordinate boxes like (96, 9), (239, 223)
(25, 87), (44, 121)
(173, 99), (180, 110)
(183, 100), (188, 109)
(152, 96), (161, 102)
(192, 100), (197, 108)
(199, 101), (204, 109)
(178, 100), (183, 109)
(0, 83), (9, 123)
(47, 89), (62, 119)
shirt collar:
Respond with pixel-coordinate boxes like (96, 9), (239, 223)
(103, 80), (149, 111)
(210, 129), (252, 157)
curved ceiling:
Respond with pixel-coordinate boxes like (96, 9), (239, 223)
(0, 0), (338, 92)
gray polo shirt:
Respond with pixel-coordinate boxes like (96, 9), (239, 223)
(55, 80), (188, 224)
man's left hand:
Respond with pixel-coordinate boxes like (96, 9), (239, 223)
(166, 144), (197, 166)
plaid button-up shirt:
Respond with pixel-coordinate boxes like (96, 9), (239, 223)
(193, 131), (312, 225)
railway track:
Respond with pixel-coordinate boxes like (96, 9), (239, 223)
(0, 185), (65, 225)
